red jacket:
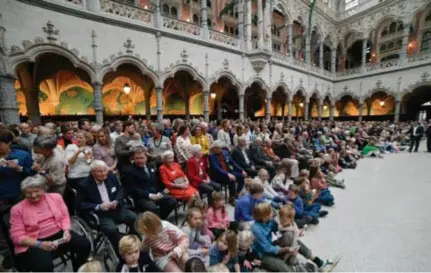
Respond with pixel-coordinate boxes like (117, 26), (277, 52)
(186, 157), (209, 188)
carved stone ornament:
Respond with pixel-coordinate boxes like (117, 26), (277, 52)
(123, 38), (135, 54)
(22, 40), (32, 50)
(180, 49), (189, 62)
(280, 72), (284, 81)
(343, 85), (348, 92)
(421, 72), (430, 83)
(376, 80), (382, 88)
(222, 58), (229, 70)
(42, 21), (59, 42)
(299, 78), (303, 86)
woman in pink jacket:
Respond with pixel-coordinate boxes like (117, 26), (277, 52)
(9, 175), (90, 272)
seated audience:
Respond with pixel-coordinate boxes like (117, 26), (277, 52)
(175, 125), (193, 167)
(234, 183), (265, 223)
(209, 230), (240, 272)
(9, 175), (90, 272)
(160, 150), (198, 201)
(190, 125), (210, 157)
(116, 235), (159, 272)
(92, 128), (117, 172)
(182, 208), (211, 264)
(65, 130), (93, 189)
(121, 147), (176, 219)
(147, 123), (173, 166)
(206, 192), (230, 239)
(249, 138), (276, 178)
(231, 136), (258, 177)
(309, 166), (335, 206)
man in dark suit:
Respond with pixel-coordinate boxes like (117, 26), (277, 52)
(231, 135), (258, 177)
(209, 140), (247, 205)
(408, 121), (424, 152)
(120, 147), (176, 219)
(77, 160), (137, 255)
(249, 137), (276, 178)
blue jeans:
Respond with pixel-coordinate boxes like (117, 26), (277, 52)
(316, 189), (334, 206)
(303, 203), (321, 218)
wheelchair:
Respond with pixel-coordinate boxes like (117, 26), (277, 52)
(0, 202), (93, 272)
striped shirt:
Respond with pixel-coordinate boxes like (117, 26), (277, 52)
(143, 221), (188, 258)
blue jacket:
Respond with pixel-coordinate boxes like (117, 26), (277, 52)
(251, 220), (280, 258)
(0, 148), (33, 202)
(209, 150), (243, 178)
(234, 194), (264, 222)
(209, 243), (238, 271)
(288, 196), (304, 217)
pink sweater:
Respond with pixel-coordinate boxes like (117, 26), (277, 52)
(9, 193), (71, 254)
(206, 207), (230, 229)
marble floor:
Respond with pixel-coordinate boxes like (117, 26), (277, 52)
(299, 145), (431, 272)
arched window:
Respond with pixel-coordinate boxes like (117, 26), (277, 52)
(162, 4), (169, 15)
(388, 42), (394, 49)
(207, 19), (212, 28)
(389, 22), (397, 33)
(380, 44), (387, 51)
(381, 29), (388, 37)
(230, 27), (234, 34)
(421, 31), (431, 52)
(396, 39), (402, 48)
(207, 0), (212, 8)
(171, 7), (178, 18)
(193, 14), (199, 24)
(224, 26), (228, 33)
(397, 23), (404, 32)
(425, 13), (431, 22)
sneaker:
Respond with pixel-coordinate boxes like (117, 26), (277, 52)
(319, 256), (341, 272)
(319, 210), (328, 217)
(310, 217), (319, 225)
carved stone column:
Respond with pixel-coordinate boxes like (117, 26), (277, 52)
(203, 89), (209, 121)
(200, 0), (209, 40)
(319, 41), (324, 69)
(287, 99), (292, 122)
(93, 82), (104, 124)
(358, 102), (364, 121)
(287, 24), (293, 57)
(156, 85), (163, 122)
(361, 39), (367, 72)
(237, 0), (245, 51)
(245, 0), (252, 52)
(304, 101), (309, 121)
(329, 102), (335, 121)
(239, 94), (245, 121)
(265, 96), (271, 121)
(305, 35), (310, 64)
(153, 0), (162, 29)
(331, 47), (336, 72)
(263, 0), (272, 51)
(0, 75), (20, 125)
(257, 0), (264, 50)
(394, 100), (401, 123)
(86, 0), (101, 12)
(400, 24), (410, 65)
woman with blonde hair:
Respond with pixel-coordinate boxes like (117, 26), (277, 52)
(92, 128), (117, 172)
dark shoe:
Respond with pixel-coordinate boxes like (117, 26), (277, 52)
(319, 210), (328, 217)
(310, 218), (319, 225)
(228, 197), (236, 206)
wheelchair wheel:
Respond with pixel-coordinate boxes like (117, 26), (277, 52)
(71, 216), (95, 256)
(101, 238), (118, 272)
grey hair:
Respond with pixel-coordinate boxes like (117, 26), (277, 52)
(89, 160), (109, 171)
(153, 123), (165, 133)
(190, 144), (202, 155)
(21, 175), (48, 191)
(237, 135), (247, 142)
(33, 136), (57, 150)
(254, 137), (262, 143)
(162, 150), (175, 161)
(210, 140), (225, 149)
(37, 126), (55, 137)
(91, 124), (101, 132)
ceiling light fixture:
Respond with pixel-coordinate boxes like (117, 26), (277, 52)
(123, 83), (131, 94)
(210, 93), (216, 99)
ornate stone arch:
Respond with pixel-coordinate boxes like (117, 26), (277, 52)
(293, 85), (307, 99)
(273, 0), (292, 24)
(364, 87), (397, 101)
(160, 63), (208, 90)
(401, 78), (431, 99)
(322, 90), (335, 104)
(334, 90), (361, 102)
(208, 70), (243, 90)
(272, 82), (292, 100)
(240, 77), (270, 97)
(98, 55), (158, 85)
(8, 41), (96, 82)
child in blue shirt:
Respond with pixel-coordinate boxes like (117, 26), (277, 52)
(209, 230), (240, 272)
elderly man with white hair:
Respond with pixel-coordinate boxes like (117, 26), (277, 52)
(208, 140), (247, 205)
(76, 160), (137, 256)
(249, 137), (276, 178)
(186, 144), (221, 204)
(231, 135), (258, 177)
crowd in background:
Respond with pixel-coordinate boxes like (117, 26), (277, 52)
(0, 117), (430, 272)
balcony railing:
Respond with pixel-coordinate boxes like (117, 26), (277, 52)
(209, 30), (237, 46)
(100, 0), (152, 23)
(66, 0), (84, 6)
(163, 17), (201, 36)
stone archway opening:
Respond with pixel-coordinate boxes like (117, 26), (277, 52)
(102, 63), (155, 120)
(309, 92), (320, 118)
(364, 91), (395, 117)
(15, 53), (93, 124)
(345, 39), (372, 69)
(335, 95), (361, 117)
(322, 96), (332, 118)
(271, 87), (288, 119)
(292, 19), (305, 61)
(292, 90), (305, 118)
(162, 70), (202, 120)
(209, 77), (239, 120)
(244, 82), (266, 119)
(401, 85), (431, 121)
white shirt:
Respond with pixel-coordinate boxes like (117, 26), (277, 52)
(413, 126), (419, 136)
(110, 131), (123, 143)
(96, 182), (110, 203)
(65, 144), (91, 179)
(241, 148), (250, 165)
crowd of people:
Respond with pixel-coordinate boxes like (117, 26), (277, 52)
(0, 117), (430, 272)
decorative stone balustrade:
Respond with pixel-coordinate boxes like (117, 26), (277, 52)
(209, 30), (237, 46)
(407, 52), (431, 63)
(366, 59), (399, 71)
(163, 17), (201, 36)
(101, 0), (152, 23)
(66, 0), (84, 6)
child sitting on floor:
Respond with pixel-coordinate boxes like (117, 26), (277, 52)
(78, 258), (104, 272)
(137, 211), (189, 272)
(209, 230), (241, 272)
(309, 166), (335, 206)
(189, 198), (214, 240)
(207, 192), (230, 239)
(116, 235), (159, 272)
(254, 169), (285, 209)
(287, 184), (319, 225)
(297, 177), (328, 218)
(185, 257), (207, 272)
(277, 204), (317, 272)
(320, 155), (346, 189)
(237, 230), (261, 272)
(182, 208), (212, 265)
(271, 160), (291, 194)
